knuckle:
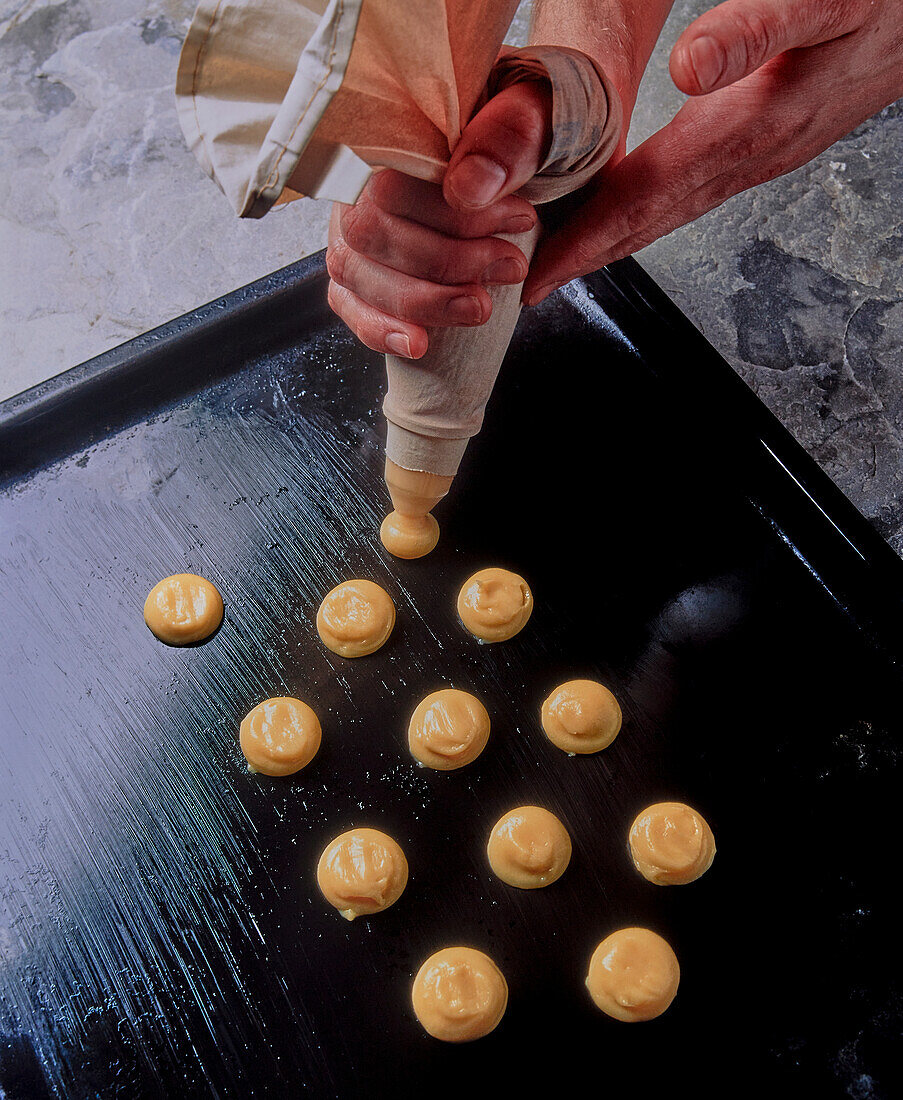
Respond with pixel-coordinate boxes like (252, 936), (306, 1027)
(393, 289), (420, 321)
(722, 128), (762, 166)
(565, 236), (605, 278)
(822, 0), (868, 36)
(618, 197), (658, 242)
(491, 108), (546, 157)
(420, 246), (466, 285)
(326, 280), (348, 320)
(327, 281), (382, 349)
(442, 208), (480, 238)
(341, 201), (382, 256)
(356, 323), (387, 354)
(398, 284), (449, 323)
(325, 239), (349, 285)
(367, 168), (405, 210)
(731, 7), (776, 69)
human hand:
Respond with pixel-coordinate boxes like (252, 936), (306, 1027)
(524, 0), (903, 305)
(326, 80), (550, 358)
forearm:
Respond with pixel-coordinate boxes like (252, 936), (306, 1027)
(529, 0), (675, 113)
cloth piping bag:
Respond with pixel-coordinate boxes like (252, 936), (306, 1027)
(177, 0), (522, 215)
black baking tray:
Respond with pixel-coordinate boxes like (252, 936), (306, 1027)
(1, 254), (901, 1099)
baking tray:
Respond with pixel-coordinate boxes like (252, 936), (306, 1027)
(1, 254), (901, 1099)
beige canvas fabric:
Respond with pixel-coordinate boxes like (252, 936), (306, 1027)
(176, 0), (370, 215)
(177, 0), (520, 215)
(383, 224), (542, 476)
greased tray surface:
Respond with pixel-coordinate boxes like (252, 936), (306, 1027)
(1, 255), (901, 1098)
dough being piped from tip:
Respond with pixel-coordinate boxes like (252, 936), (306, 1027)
(143, 573), (223, 645)
(380, 511), (440, 559)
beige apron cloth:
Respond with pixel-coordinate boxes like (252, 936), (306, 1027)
(176, 2), (622, 474)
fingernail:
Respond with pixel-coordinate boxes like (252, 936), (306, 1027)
(445, 295), (483, 324)
(688, 35), (723, 91)
(499, 214), (535, 234)
(482, 257), (526, 285)
(524, 282), (560, 307)
(448, 154), (507, 208)
(386, 332), (412, 357)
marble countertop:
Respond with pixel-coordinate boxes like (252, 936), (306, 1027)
(2, 0), (901, 553)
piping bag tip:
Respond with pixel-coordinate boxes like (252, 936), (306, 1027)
(380, 458), (452, 559)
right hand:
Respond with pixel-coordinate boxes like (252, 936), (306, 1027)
(524, 0), (903, 304)
(326, 81), (551, 359)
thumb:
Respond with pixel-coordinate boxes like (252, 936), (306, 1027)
(444, 80), (552, 212)
(670, 0), (867, 95)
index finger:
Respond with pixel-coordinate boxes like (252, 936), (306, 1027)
(523, 69), (824, 302)
(368, 170), (537, 239)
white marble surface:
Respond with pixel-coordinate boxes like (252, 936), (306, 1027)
(0, 0), (331, 399)
(1, 0), (901, 550)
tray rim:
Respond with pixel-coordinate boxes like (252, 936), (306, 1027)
(0, 252), (327, 443)
(1, 251), (901, 1095)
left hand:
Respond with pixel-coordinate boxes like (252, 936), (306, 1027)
(523, 0), (903, 305)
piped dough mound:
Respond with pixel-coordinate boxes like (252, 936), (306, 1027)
(407, 688), (490, 770)
(487, 805), (572, 889)
(628, 801), (716, 885)
(316, 827), (408, 921)
(412, 947), (508, 1042)
(457, 567), (533, 643)
(586, 927), (680, 1022)
(143, 573), (223, 645)
(316, 579), (395, 657)
(380, 511), (440, 559)
(541, 679), (622, 754)
(239, 697), (321, 777)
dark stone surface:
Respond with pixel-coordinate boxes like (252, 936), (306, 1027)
(634, 5), (903, 553)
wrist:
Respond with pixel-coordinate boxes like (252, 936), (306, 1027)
(528, 0), (675, 122)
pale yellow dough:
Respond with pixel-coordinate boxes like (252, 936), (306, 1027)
(411, 947), (508, 1042)
(628, 801), (716, 885)
(239, 697), (321, 777)
(380, 511), (440, 559)
(316, 828), (408, 921)
(586, 927), (680, 1022)
(487, 805), (572, 889)
(143, 572), (223, 645)
(541, 679), (622, 754)
(457, 567), (533, 643)
(316, 579), (395, 657)
(407, 688), (490, 770)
